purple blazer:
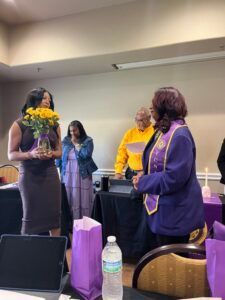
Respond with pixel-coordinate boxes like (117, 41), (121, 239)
(137, 126), (205, 236)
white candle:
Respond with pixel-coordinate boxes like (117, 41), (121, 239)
(205, 167), (208, 187)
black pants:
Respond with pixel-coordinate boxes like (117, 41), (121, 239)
(143, 230), (190, 252)
(155, 233), (190, 247)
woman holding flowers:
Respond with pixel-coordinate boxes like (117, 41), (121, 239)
(8, 87), (62, 236)
(56, 120), (98, 220)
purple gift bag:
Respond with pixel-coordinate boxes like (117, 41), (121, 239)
(213, 220), (225, 241)
(70, 217), (103, 300)
(206, 238), (225, 299)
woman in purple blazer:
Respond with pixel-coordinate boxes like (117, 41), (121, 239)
(133, 87), (205, 247)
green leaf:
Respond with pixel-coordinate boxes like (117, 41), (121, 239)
(22, 121), (30, 126)
(33, 132), (39, 139)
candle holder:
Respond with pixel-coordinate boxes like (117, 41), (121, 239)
(202, 185), (211, 198)
(202, 167), (211, 198)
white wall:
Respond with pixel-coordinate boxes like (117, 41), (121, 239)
(0, 21), (8, 64)
(0, 83), (5, 164)
(1, 59), (225, 189)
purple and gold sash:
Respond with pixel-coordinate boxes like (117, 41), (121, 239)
(144, 121), (187, 215)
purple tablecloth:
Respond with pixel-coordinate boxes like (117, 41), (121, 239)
(203, 193), (222, 230)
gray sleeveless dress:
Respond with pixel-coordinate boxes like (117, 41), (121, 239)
(17, 119), (61, 234)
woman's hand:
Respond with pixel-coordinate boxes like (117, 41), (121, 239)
(38, 149), (53, 160)
(115, 173), (123, 180)
(29, 147), (41, 159)
(29, 148), (53, 160)
(132, 172), (143, 190)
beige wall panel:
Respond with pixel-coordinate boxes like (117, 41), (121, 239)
(0, 22), (9, 64)
(0, 84), (3, 135)
(8, 0), (225, 66)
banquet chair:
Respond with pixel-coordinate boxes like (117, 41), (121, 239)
(0, 164), (19, 183)
(132, 243), (210, 299)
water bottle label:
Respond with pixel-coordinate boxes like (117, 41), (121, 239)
(103, 260), (122, 273)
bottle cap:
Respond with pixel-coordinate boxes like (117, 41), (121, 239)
(107, 236), (116, 243)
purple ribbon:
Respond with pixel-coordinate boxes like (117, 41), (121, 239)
(145, 121), (187, 215)
(28, 133), (49, 152)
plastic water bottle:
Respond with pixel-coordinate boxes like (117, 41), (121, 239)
(102, 236), (123, 300)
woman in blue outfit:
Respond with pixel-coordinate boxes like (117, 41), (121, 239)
(133, 87), (205, 247)
(56, 120), (98, 220)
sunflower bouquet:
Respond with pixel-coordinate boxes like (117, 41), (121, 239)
(23, 107), (60, 153)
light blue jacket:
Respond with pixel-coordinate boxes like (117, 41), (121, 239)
(56, 136), (98, 179)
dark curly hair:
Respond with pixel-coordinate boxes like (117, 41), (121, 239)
(152, 87), (187, 133)
(21, 87), (54, 116)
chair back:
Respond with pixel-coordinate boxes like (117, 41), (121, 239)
(0, 164), (19, 183)
(132, 244), (210, 299)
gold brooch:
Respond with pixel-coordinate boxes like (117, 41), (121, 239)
(157, 140), (165, 149)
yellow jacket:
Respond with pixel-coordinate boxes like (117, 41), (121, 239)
(114, 125), (154, 174)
